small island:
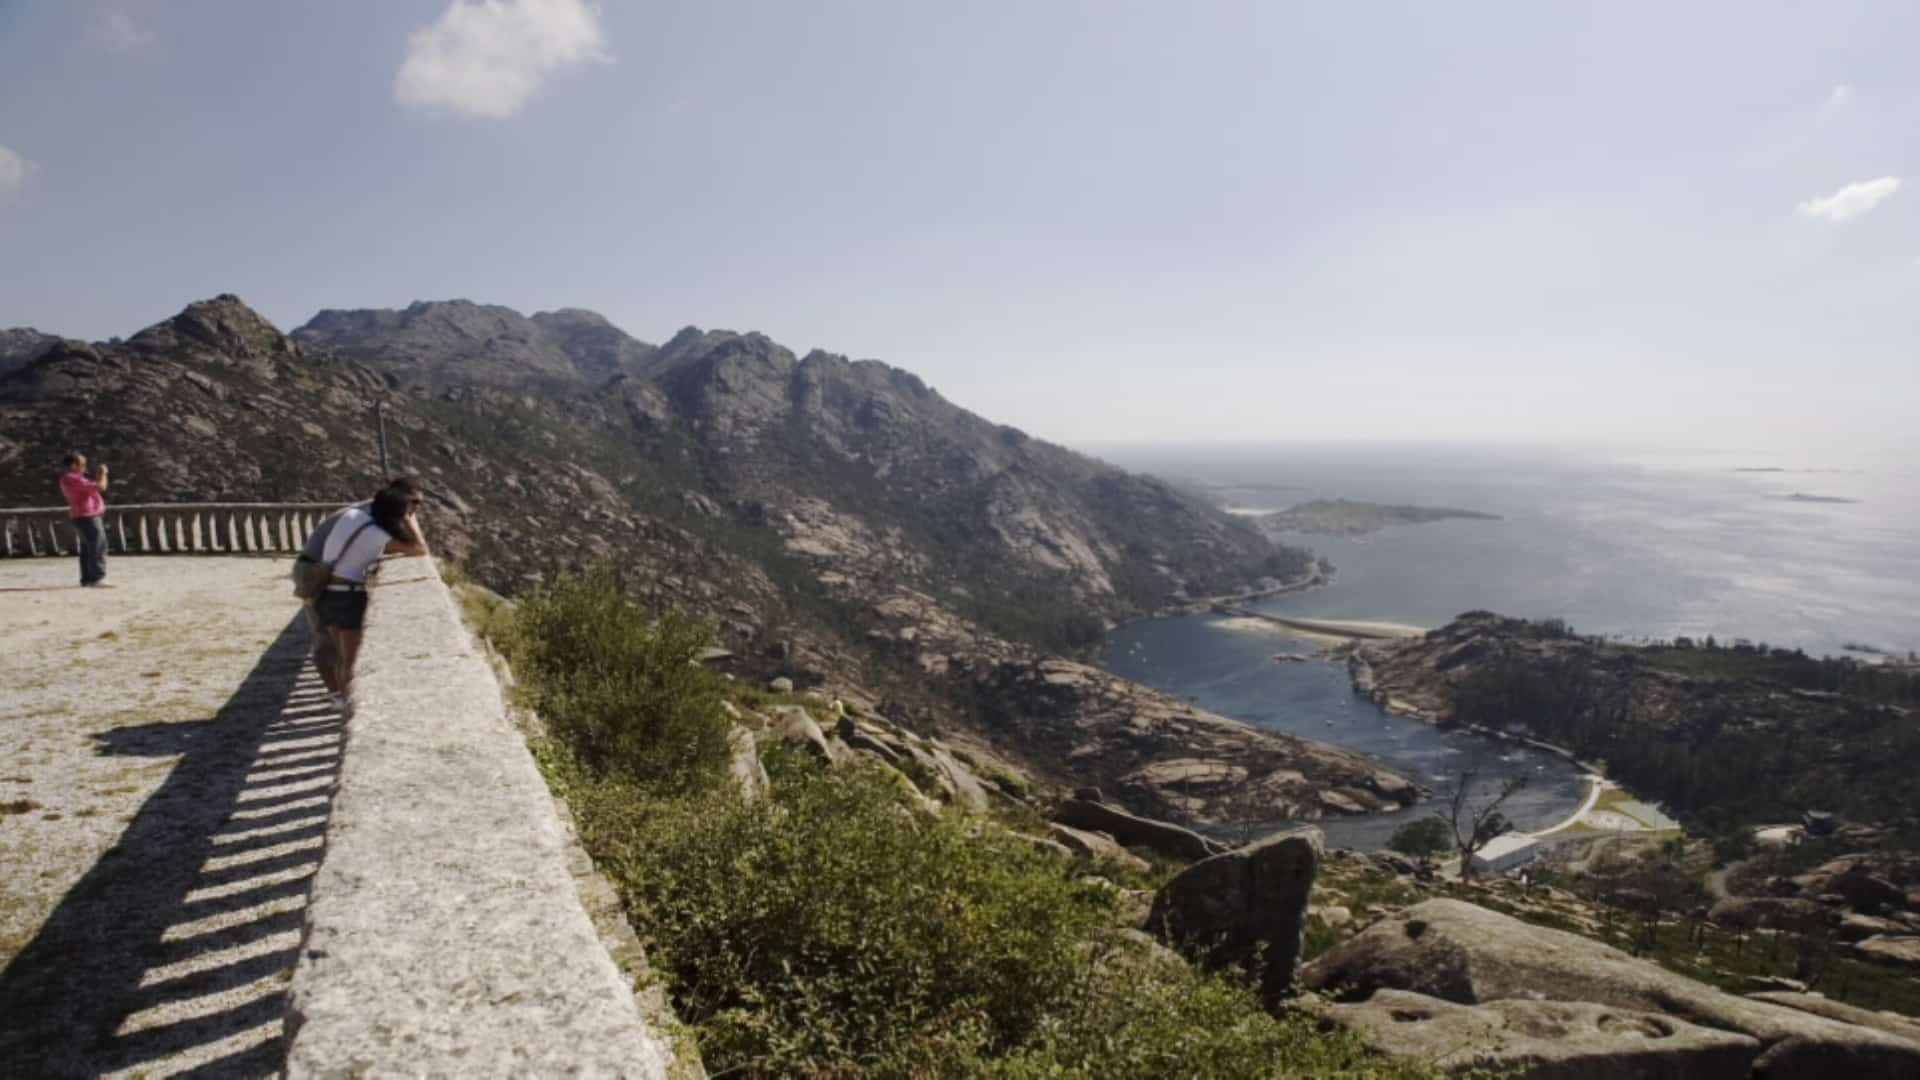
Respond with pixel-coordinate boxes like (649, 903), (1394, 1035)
(1255, 498), (1501, 539)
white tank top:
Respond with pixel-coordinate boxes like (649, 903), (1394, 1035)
(320, 507), (394, 584)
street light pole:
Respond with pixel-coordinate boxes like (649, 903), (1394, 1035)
(375, 401), (391, 479)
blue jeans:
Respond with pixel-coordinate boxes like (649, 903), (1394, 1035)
(73, 515), (107, 585)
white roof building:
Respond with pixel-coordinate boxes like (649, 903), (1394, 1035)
(1468, 833), (1540, 876)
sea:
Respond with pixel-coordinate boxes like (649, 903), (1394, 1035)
(1090, 443), (1920, 849)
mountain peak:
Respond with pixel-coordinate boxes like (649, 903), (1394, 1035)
(127, 294), (297, 361)
(293, 299), (654, 387)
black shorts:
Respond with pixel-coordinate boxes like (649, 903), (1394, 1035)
(316, 590), (370, 631)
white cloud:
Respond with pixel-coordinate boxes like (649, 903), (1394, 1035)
(91, 9), (155, 53)
(394, 0), (608, 118)
(1798, 176), (1901, 222)
(0, 144), (34, 198)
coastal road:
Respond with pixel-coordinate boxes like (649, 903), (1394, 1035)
(1530, 776), (1609, 839)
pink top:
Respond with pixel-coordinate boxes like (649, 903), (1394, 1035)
(59, 471), (105, 519)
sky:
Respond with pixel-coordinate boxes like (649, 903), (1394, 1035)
(1, 1), (1915, 453)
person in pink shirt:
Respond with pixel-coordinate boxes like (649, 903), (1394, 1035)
(58, 451), (110, 587)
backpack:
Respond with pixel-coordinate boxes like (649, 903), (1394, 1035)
(293, 519), (375, 601)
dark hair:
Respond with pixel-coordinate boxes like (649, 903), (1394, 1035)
(63, 451), (85, 469)
(370, 489), (415, 544)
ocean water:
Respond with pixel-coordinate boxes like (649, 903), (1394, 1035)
(1089, 443), (1920, 849)
(1099, 613), (1590, 850)
(1109, 443), (1920, 658)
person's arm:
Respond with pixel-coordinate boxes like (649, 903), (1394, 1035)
(382, 513), (430, 558)
(93, 464), (109, 493)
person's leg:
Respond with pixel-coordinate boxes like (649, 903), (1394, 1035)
(334, 628), (364, 698)
(76, 516), (107, 585)
(306, 603), (341, 693)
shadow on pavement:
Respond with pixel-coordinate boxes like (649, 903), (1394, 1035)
(0, 613), (346, 1078)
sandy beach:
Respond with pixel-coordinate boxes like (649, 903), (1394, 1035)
(1215, 611), (1426, 647)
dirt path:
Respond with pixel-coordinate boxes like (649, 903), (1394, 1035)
(0, 555), (336, 1077)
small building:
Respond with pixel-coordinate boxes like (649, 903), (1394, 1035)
(1468, 834), (1540, 876)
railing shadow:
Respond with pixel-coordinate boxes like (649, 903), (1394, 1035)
(0, 614), (343, 1078)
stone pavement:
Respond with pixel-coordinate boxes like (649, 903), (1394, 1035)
(1, 556), (674, 1077)
(0, 556), (340, 1076)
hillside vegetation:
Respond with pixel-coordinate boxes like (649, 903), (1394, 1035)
(495, 572), (1449, 1078)
(1354, 612), (1920, 835)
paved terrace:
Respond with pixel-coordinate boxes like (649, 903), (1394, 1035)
(0, 553), (672, 1077)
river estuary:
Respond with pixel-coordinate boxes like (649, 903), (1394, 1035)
(1098, 611), (1589, 850)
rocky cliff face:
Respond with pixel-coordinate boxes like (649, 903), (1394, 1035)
(294, 298), (1308, 627)
(1, 295), (1389, 831)
(0, 328), (60, 379)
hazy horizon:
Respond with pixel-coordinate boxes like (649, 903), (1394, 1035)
(3, 1), (1916, 453)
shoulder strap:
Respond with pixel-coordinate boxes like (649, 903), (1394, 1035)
(328, 519), (378, 563)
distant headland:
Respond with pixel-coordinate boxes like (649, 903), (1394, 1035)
(1252, 498), (1502, 539)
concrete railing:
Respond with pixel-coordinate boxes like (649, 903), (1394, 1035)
(0, 503), (345, 558)
(283, 558), (674, 1076)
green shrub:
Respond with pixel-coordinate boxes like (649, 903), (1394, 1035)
(1001, 948), (1444, 1079)
(558, 754), (1450, 1078)
(507, 569), (730, 793)
(568, 758), (1111, 1073)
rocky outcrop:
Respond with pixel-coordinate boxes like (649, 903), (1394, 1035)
(1707, 897), (1827, 931)
(726, 722), (769, 800)
(1853, 935), (1920, 969)
(972, 658), (1421, 830)
(1146, 827), (1321, 1001)
(0, 327), (59, 379)
(1749, 992), (1920, 1046)
(1046, 823), (1151, 875)
(1053, 798), (1224, 862)
(1314, 988), (1759, 1080)
(1302, 899), (1920, 1080)
(759, 704), (844, 764)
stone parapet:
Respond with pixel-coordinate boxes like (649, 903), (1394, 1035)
(0, 502), (343, 558)
(283, 557), (672, 1077)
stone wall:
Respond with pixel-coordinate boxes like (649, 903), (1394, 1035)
(282, 557), (674, 1076)
(1, 502), (340, 558)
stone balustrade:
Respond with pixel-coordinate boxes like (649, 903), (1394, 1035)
(0, 503), (344, 558)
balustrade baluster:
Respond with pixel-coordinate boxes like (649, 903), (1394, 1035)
(0, 504), (343, 558)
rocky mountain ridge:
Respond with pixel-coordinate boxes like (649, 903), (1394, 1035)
(291, 299), (659, 388)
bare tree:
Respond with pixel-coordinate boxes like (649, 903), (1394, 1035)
(1439, 768), (1528, 879)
